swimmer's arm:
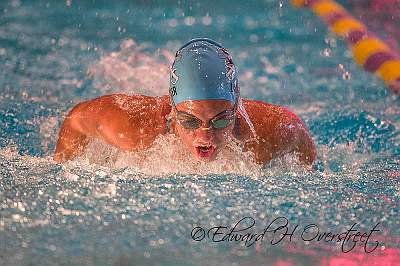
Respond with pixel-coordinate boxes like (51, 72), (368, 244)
(256, 120), (316, 168)
(54, 102), (91, 162)
(291, 121), (317, 167)
(54, 94), (165, 162)
(241, 100), (316, 167)
(270, 107), (317, 167)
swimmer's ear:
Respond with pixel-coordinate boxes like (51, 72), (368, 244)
(168, 115), (178, 134)
(164, 107), (176, 134)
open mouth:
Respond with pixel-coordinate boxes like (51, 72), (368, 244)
(195, 145), (216, 159)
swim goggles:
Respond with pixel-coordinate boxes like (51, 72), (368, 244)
(175, 109), (235, 130)
(173, 97), (238, 130)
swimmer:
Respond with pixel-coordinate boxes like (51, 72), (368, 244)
(54, 38), (317, 167)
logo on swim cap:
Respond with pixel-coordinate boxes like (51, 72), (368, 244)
(170, 68), (179, 85)
(219, 48), (236, 81)
(169, 38), (239, 106)
(169, 86), (177, 97)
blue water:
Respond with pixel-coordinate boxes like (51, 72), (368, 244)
(0, 0), (399, 265)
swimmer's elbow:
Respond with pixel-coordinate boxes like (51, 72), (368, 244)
(54, 105), (91, 163)
(295, 131), (317, 167)
(53, 153), (62, 163)
(53, 151), (68, 163)
(54, 132), (90, 163)
(298, 145), (317, 167)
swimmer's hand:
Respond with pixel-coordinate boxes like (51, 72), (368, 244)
(53, 94), (170, 162)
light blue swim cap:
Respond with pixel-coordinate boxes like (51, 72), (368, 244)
(169, 38), (239, 106)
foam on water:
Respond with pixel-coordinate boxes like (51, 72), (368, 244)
(83, 135), (264, 177)
(87, 39), (172, 97)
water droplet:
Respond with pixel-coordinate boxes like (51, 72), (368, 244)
(168, 19), (178, 27)
(202, 14), (212, 25)
(184, 16), (195, 26)
(342, 71), (351, 80)
(322, 48), (332, 57)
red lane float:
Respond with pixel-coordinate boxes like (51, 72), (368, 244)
(292, 0), (400, 94)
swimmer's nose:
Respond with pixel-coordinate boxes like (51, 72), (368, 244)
(195, 127), (215, 142)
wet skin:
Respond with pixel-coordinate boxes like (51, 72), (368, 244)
(54, 94), (317, 166)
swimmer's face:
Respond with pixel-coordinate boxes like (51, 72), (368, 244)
(174, 99), (236, 162)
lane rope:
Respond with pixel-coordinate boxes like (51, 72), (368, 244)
(292, 0), (400, 94)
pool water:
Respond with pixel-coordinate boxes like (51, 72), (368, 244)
(0, 0), (399, 265)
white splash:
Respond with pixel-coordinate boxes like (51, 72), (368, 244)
(87, 39), (174, 96)
(80, 134), (264, 177)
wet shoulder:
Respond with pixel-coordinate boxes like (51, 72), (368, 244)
(111, 94), (169, 113)
(239, 98), (304, 146)
(82, 94), (171, 117)
(241, 98), (300, 126)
